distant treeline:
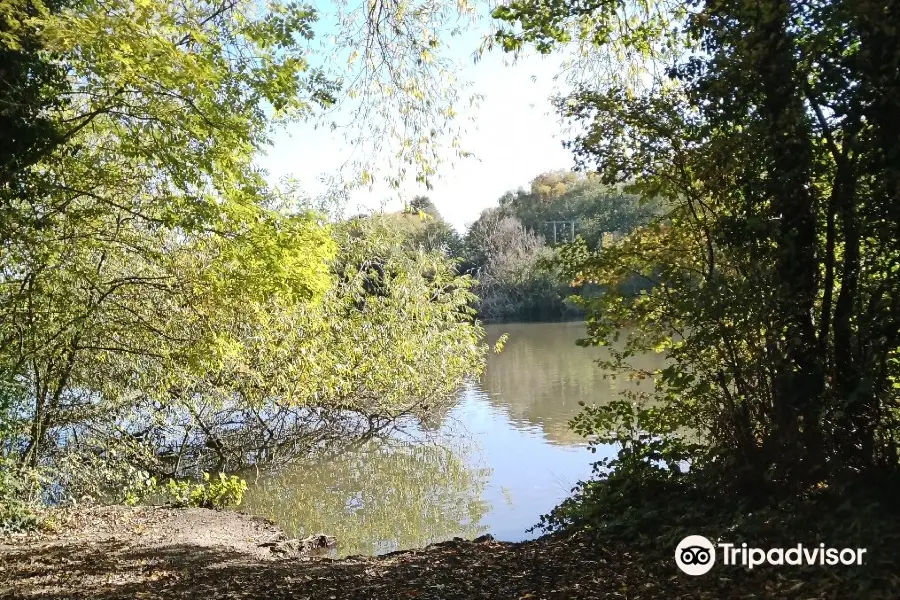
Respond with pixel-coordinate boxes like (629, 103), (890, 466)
(391, 171), (661, 322)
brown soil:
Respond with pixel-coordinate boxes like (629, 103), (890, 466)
(0, 505), (884, 599)
(2, 506), (290, 560)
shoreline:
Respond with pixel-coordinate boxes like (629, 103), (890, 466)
(0, 504), (851, 599)
(0, 504), (678, 599)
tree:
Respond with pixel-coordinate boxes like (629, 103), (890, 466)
(0, 0), (73, 188)
(495, 171), (659, 248)
(463, 210), (567, 321)
(302, 0), (483, 196)
(494, 0), (900, 485)
(0, 0), (342, 473)
(59, 215), (484, 489)
(0, 0), (486, 510)
(371, 197), (461, 255)
(459, 172), (658, 322)
(409, 196), (441, 219)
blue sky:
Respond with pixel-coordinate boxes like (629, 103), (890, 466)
(256, 7), (577, 232)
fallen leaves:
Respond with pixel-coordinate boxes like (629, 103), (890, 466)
(1, 506), (898, 600)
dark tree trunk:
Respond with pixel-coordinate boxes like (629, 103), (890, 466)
(753, 0), (825, 477)
(842, 0), (900, 465)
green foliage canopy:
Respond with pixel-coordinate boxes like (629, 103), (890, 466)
(0, 0), (486, 511)
(495, 0), (900, 486)
(459, 171), (657, 321)
(496, 171), (659, 248)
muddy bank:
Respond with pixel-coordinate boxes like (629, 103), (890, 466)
(0, 505), (874, 599)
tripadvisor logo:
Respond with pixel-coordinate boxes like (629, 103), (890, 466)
(676, 535), (717, 575)
(675, 535), (867, 576)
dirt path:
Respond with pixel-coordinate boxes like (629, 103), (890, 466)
(0, 506), (843, 599)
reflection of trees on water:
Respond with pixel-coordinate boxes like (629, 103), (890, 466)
(239, 323), (664, 554)
(478, 322), (667, 445)
(240, 438), (491, 556)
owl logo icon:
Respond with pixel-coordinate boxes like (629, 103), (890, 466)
(676, 535), (716, 575)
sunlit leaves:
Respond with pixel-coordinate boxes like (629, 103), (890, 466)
(491, 0), (688, 93)
(202, 211), (336, 305)
(0, 0), (342, 478)
(310, 0), (480, 194)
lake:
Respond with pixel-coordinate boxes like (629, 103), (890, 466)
(240, 321), (666, 556)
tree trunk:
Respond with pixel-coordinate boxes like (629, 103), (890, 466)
(754, 0), (825, 477)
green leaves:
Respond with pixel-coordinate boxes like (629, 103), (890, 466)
(492, 0), (685, 94)
(164, 473), (248, 509)
(0, 0), (342, 493)
(203, 210), (336, 305)
(499, 0), (900, 488)
(0, 0), (493, 508)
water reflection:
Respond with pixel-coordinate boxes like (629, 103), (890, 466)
(479, 321), (666, 444)
(439, 389), (602, 541)
(241, 322), (667, 556)
(241, 438), (490, 556)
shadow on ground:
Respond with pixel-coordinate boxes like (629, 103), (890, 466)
(2, 534), (633, 600)
(4, 525), (872, 599)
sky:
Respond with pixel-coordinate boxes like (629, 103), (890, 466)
(256, 13), (577, 232)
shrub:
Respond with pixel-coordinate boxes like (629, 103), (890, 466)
(0, 500), (40, 534)
(164, 473), (248, 510)
(534, 399), (710, 544)
(0, 460), (43, 533)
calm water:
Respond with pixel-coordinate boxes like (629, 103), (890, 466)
(240, 321), (666, 556)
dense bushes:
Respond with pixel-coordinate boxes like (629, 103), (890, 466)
(462, 211), (573, 321)
(535, 399), (900, 597)
(0, 458), (42, 533)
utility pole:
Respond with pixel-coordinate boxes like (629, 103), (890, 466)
(544, 220), (577, 244)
